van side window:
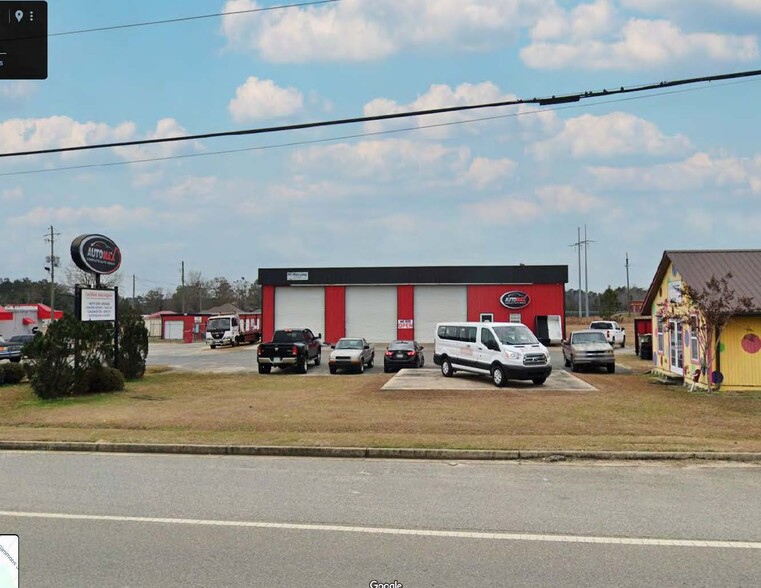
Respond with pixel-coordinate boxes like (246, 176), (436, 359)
(480, 328), (498, 349)
(445, 326), (459, 339)
(460, 326), (476, 343)
(437, 326), (447, 338)
(232, 318), (239, 327)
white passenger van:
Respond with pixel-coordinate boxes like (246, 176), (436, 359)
(433, 322), (552, 387)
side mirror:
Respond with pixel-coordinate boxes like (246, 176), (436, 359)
(364, 345), (370, 349)
(330, 345), (335, 349)
(419, 345), (425, 350)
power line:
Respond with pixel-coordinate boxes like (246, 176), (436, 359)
(48, 1), (340, 37)
(0, 78), (755, 179)
(3, 68), (760, 160)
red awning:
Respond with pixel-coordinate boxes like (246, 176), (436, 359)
(22, 317), (36, 326)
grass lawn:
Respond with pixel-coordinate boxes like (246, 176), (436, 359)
(2, 364), (761, 452)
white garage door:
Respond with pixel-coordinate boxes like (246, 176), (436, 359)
(163, 320), (184, 340)
(345, 286), (397, 343)
(275, 287), (325, 337)
(414, 286), (467, 342)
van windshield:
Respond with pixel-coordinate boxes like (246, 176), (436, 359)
(492, 325), (539, 345)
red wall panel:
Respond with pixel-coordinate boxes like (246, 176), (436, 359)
(397, 285), (414, 340)
(324, 286), (346, 344)
(466, 284), (565, 333)
(262, 285), (276, 342)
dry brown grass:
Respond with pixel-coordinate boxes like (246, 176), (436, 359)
(2, 367), (761, 452)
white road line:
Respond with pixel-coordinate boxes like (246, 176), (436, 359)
(0, 510), (759, 549)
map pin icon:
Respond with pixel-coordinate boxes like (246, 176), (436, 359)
(15, 10), (24, 22)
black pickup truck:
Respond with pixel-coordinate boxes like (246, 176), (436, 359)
(257, 328), (322, 374)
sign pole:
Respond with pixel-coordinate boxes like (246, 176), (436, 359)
(114, 286), (119, 369)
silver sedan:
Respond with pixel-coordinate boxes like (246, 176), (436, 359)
(328, 338), (375, 374)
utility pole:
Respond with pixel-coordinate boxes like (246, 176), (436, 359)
(569, 228), (583, 317)
(180, 261), (186, 314)
(625, 252), (631, 316)
(581, 225), (595, 318)
(132, 274), (136, 306)
(43, 225), (60, 324)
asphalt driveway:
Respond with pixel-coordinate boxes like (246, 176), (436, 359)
(147, 341), (627, 391)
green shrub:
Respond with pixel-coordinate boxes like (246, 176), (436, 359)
(1, 363), (24, 385)
(117, 304), (149, 380)
(85, 366), (124, 393)
(102, 367), (125, 392)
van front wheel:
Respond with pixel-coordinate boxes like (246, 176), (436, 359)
(441, 358), (454, 377)
(491, 365), (507, 387)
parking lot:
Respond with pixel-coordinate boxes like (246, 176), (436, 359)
(147, 341), (632, 389)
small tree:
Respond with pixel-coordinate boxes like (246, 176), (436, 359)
(599, 286), (619, 319)
(657, 272), (754, 392)
(117, 303), (149, 379)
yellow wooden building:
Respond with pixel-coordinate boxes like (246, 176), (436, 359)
(641, 250), (761, 391)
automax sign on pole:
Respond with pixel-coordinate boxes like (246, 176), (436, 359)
(70, 233), (122, 366)
(71, 234), (122, 280)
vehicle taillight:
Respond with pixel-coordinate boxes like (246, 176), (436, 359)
(292, 346), (298, 355)
(407, 351), (416, 356)
(385, 350), (393, 356)
(257, 346), (263, 355)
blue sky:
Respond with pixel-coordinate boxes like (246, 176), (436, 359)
(2, 0), (761, 296)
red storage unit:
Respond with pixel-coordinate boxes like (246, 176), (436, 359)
(634, 316), (653, 355)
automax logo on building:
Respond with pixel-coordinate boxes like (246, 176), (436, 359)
(500, 290), (530, 309)
(70, 234), (122, 275)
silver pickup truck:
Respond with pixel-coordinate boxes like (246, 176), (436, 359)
(562, 330), (615, 373)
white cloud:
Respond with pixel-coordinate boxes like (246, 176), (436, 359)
(228, 77), (304, 122)
(464, 197), (543, 225)
(1, 187), (23, 202)
(0, 81), (36, 101)
(161, 176), (219, 203)
(291, 139), (470, 181)
(531, 112), (691, 160)
(589, 152), (761, 193)
(531, 0), (618, 42)
(114, 118), (196, 161)
(363, 82), (559, 140)
(522, 15), (757, 69)
(460, 157), (517, 189)
(623, 0), (761, 17)
(221, 0), (545, 63)
(535, 185), (602, 212)
(10, 205), (154, 228)
(0, 116), (135, 156)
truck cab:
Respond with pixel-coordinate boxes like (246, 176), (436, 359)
(205, 314), (259, 348)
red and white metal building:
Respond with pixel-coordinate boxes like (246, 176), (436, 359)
(160, 311), (262, 343)
(258, 266), (568, 344)
(0, 303), (64, 338)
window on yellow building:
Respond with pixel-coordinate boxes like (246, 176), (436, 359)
(690, 316), (699, 362)
(657, 315), (664, 352)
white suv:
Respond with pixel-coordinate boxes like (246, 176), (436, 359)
(434, 322), (552, 387)
(589, 320), (626, 348)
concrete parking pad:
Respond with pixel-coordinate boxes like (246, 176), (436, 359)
(382, 367), (597, 392)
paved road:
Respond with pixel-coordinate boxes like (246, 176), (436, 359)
(147, 342), (631, 377)
(1, 452), (759, 587)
